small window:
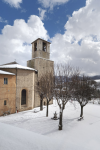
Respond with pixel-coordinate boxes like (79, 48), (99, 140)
(4, 100), (6, 105)
(43, 42), (46, 52)
(4, 78), (8, 84)
(34, 42), (37, 51)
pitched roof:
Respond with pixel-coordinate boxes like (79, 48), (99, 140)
(0, 64), (37, 72)
(31, 38), (51, 44)
(0, 61), (18, 66)
(0, 70), (15, 75)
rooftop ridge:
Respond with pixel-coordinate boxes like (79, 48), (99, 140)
(0, 64), (37, 72)
(31, 38), (51, 44)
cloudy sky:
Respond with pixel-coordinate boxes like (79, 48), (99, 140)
(0, 0), (100, 75)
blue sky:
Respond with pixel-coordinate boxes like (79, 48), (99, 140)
(0, 0), (100, 75)
(0, 0), (86, 36)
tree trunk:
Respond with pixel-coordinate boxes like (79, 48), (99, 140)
(80, 105), (83, 118)
(46, 100), (49, 117)
(40, 99), (43, 111)
(59, 108), (63, 130)
(63, 104), (65, 110)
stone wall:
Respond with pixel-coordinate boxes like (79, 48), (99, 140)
(27, 58), (54, 77)
(0, 68), (35, 112)
(16, 69), (35, 111)
(27, 58), (54, 107)
(0, 74), (16, 116)
(32, 39), (50, 59)
(32, 50), (50, 59)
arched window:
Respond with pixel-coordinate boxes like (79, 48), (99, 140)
(21, 89), (26, 105)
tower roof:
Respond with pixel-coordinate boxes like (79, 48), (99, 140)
(31, 38), (51, 44)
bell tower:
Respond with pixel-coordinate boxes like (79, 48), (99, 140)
(31, 38), (50, 59)
(27, 38), (54, 107)
(27, 38), (54, 77)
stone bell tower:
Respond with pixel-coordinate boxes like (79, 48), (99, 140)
(32, 38), (50, 59)
(27, 38), (54, 107)
(27, 38), (54, 77)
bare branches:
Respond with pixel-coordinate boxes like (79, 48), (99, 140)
(36, 71), (54, 116)
(54, 64), (80, 108)
(54, 63), (80, 130)
(36, 62), (97, 128)
(73, 75), (97, 118)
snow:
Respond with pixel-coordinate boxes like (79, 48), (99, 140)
(0, 70), (15, 75)
(0, 101), (100, 150)
(0, 64), (37, 72)
(0, 123), (60, 150)
(94, 79), (100, 82)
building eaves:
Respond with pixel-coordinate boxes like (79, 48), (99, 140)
(0, 64), (37, 72)
(31, 38), (51, 44)
(0, 70), (15, 75)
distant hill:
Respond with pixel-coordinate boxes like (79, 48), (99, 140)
(88, 76), (100, 80)
(55, 75), (100, 81)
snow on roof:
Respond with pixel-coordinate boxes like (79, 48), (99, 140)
(0, 64), (37, 72)
(0, 70), (15, 75)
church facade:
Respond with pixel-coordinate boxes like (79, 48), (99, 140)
(0, 38), (54, 115)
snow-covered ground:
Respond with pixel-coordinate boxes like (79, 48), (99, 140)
(94, 79), (100, 82)
(0, 101), (100, 150)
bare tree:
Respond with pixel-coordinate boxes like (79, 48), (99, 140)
(93, 83), (100, 104)
(44, 72), (54, 117)
(36, 76), (45, 111)
(36, 72), (54, 116)
(73, 75), (97, 119)
(54, 64), (79, 130)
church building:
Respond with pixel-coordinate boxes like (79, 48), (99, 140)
(0, 38), (54, 115)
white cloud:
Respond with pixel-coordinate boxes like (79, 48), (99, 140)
(0, 17), (8, 23)
(0, 15), (49, 66)
(3, 0), (22, 8)
(38, 0), (69, 9)
(50, 0), (100, 75)
(38, 8), (46, 20)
